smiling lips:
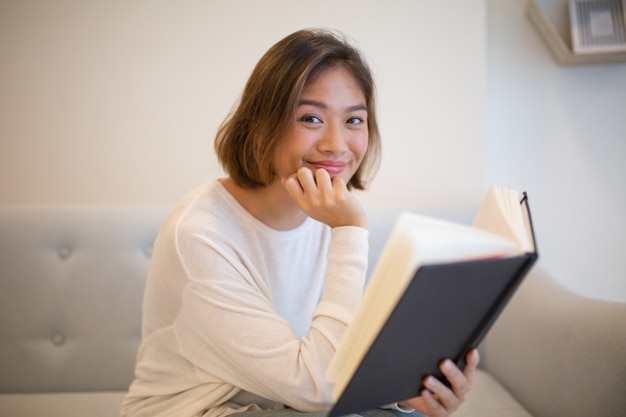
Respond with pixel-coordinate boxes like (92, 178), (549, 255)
(308, 160), (347, 176)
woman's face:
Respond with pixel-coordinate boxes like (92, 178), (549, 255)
(273, 66), (369, 185)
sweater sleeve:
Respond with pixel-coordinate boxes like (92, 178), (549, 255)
(173, 224), (369, 412)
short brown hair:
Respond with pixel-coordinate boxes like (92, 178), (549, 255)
(214, 28), (381, 190)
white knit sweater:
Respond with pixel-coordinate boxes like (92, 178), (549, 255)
(120, 180), (369, 417)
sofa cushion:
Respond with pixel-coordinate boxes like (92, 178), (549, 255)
(456, 370), (532, 417)
(481, 268), (626, 417)
(0, 370), (532, 417)
(0, 391), (125, 417)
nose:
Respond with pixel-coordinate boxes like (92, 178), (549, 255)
(318, 121), (348, 155)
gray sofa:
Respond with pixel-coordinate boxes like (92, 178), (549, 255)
(1, 205), (625, 417)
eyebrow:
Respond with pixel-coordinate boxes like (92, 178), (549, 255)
(298, 99), (367, 113)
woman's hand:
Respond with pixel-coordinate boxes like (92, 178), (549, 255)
(282, 167), (366, 228)
(402, 349), (480, 417)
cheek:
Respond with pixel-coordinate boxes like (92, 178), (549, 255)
(352, 132), (369, 161)
(277, 134), (310, 160)
(272, 136), (309, 175)
(272, 146), (291, 175)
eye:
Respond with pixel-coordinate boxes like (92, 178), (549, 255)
(299, 115), (322, 124)
(347, 116), (365, 125)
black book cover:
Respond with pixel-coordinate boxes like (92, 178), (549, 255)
(329, 253), (538, 417)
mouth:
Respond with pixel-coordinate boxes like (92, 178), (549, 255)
(307, 160), (347, 176)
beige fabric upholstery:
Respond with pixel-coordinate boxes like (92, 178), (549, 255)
(0, 392), (124, 417)
(0, 371), (533, 417)
(482, 268), (626, 417)
(0, 206), (168, 392)
(1, 205), (624, 417)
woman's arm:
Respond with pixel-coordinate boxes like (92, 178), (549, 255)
(173, 224), (368, 412)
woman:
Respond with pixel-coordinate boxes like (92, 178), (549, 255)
(121, 28), (478, 417)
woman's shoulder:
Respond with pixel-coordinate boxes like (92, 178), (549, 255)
(164, 179), (239, 234)
(162, 179), (332, 250)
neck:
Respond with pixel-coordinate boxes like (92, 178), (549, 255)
(221, 177), (307, 231)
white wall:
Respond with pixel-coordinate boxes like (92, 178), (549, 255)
(0, 0), (485, 209)
(487, 0), (626, 302)
(3, 0), (622, 303)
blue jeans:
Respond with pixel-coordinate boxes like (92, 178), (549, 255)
(232, 408), (427, 417)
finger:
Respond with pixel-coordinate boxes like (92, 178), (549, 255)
(296, 167), (318, 193)
(281, 174), (304, 199)
(314, 168), (333, 196)
(331, 175), (348, 193)
(423, 374), (459, 413)
(420, 388), (447, 417)
(466, 349), (480, 369)
(464, 349), (480, 384)
(440, 359), (470, 401)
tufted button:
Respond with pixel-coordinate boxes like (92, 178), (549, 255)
(57, 245), (72, 260)
(143, 244), (153, 259)
(51, 331), (66, 346)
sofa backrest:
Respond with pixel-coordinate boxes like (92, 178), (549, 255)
(0, 204), (474, 394)
(0, 206), (169, 393)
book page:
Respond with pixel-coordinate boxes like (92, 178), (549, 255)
(326, 210), (524, 400)
(472, 186), (535, 253)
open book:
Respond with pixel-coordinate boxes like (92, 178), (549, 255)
(326, 186), (538, 417)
